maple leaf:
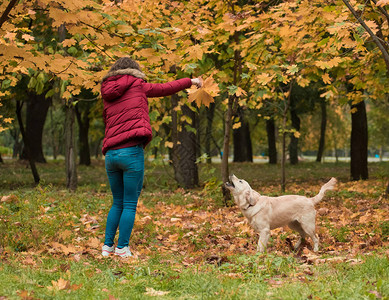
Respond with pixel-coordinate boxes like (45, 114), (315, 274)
(322, 73), (332, 84)
(87, 237), (101, 249)
(286, 64), (299, 75)
(62, 39), (77, 47)
(17, 290), (35, 299)
(187, 77), (219, 107)
(135, 48), (160, 65)
(47, 278), (71, 291)
(235, 87), (247, 97)
(4, 32), (16, 41)
(256, 73), (275, 85)
(21, 34), (34, 42)
(186, 44), (204, 61)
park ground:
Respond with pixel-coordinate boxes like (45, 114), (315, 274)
(0, 159), (388, 299)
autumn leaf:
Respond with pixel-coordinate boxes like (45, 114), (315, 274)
(322, 73), (332, 84)
(286, 64), (299, 75)
(17, 290), (35, 299)
(50, 242), (77, 255)
(235, 87), (247, 97)
(256, 73), (275, 85)
(145, 287), (170, 296)
(62, 39), (77, 47)
(186, 44), (204, 61)
(21, 34), (34, 42)
(70, 283), (83, 291)
(232, 122), (241, 129)
(165, 141), (174, 148)
(87, 237), (101, 249)
(135, 48), (160, 65)
(1, 194), (18, 203)
(47, 278), (71, 291)
(187, 77), (219, 107)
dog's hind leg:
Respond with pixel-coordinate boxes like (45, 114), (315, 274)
(300, 213), (319, 252)
(257, 228), (270, 252)
(289, 220), (306, 250)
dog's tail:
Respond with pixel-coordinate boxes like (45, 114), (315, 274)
(311, 177), (337, 205)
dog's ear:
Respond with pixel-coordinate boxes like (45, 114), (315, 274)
(245, 189), (257, 206)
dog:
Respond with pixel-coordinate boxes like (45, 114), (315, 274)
(225, 175), (337, 252)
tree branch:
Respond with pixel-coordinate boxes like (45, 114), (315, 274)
(82, 34), (115, 61)
(342, 0), (389, 72)
(0, 0), (18, 29)
(371, 0), (389, 25)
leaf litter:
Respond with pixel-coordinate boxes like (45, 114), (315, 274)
(0, 178), (387, 294)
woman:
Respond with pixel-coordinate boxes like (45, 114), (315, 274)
(100, 57), (202, 257)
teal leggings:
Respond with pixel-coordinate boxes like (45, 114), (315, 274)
(104, 145), (144, 248)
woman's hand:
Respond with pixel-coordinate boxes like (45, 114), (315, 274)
(191, 78), (203, 88)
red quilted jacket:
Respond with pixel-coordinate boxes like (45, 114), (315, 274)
(101, 68), (192, 155)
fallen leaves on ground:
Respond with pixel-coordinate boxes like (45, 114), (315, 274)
(1, 179), (388, 275)
(145, 287), (170, 296)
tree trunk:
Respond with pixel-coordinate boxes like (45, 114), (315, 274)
(49, 106), (58, 159)
(95, 137), (103, 159)
(316, 99), (327, 162)
(233, 107), (253, 162)
(281, 83), (292, 193)
(65, 103), (77, 191)
(266, 118), (277, 164)
(221, 95), (235, 204)
(222, 33), (241, 204)
(21, 93), (50, 163)
(281, 114), (287, 193)
(205, 102), (216, 164)
(350, 100), (368, 180)
(289, 95), (300, 165)
(16, 101), (40, 184)
(171, 95), (199, 189)
(75, 103), (91, 166)
(10, 128), (22, 159)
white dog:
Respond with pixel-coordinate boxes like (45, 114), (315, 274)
(225, 175), (337, 252)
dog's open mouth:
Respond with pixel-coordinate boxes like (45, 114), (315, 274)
(225, 181), (235, 188)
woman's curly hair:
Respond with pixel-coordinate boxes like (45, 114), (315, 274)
(109, 57), (141, 72)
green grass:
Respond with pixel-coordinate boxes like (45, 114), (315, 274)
(0, 159), (388, 299)
(1, 252), (388, 299)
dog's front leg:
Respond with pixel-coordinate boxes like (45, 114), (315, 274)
(257, 228), (270, 252)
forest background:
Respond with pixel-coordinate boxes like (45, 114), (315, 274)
(0, 0), (388, 192)
(0, 0), (389, 299)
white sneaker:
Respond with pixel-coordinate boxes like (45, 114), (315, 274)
(115, 246), (132, 258)
(102, 245), (115, 257)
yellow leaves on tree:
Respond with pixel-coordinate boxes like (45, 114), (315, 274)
(256, 73), (275, 86)
(322, 73), (332, 84)
(186, 44), (204, 61)
(135, 48), (161, 65)
(315, 57), (343, 69)
(187, 77), (220, 107)
(62, 39), (77, 47)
